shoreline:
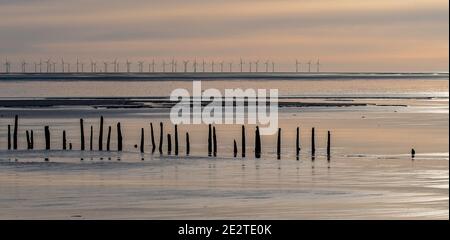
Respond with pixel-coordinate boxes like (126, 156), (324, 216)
(0, 72), (448, 81)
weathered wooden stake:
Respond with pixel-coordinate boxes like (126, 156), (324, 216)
(26, 130), (31, 149)
(158, 122), (164, 154)
(411, 148), (415, 159)
(150, 123), (156, 153)
(277, 128), (281, 160)
(296, 127), (300, 158)
(327, 131), (331, 160)
(311, 127), (315, 156)
(44, 126), (50, 150)
(167, 133), (172, 155)
(69, 143), (72, 150)
(117, 122), (123, 151)
(30, 130), (34, 149)
(208, 124), (212, 156)
(98, 116), (103, 151)
(140, 128), (144, 153)
(233, 140), (238, 158)
(106, 126), (111, 151)
(213, 126), (217, 157)
(62, 130), (67, 150)
(255, 126), (261, 158)
(241, 125), (246, 158)
(7, 125), (11, 150)
(80, 118), (85, 151)
(186, 132), (190, 155)
(13, 115), (18, 150)
(174, 125), (179, 156)
(90, 126), (93, 151)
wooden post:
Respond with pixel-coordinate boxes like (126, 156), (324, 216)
(411, 148), (415, 159)
(296, 127), (300, 158)
(30, 130), (34, 149)
(44, 126), (50, 150)
(26, 130), (31, 149)
(277, 128), (281, 160)
(167, 134), (172, 155)
(213, 126), (217, 157)
(174, 125), (179, 156)
(241, 125), (246, 158)
(7, 125), (11, 150)
(140, 128), (144, 153)
(98, 116), (103, 151)
(117, 122), (123, 151)
(80, 119), (85, 151)
(69, 143), (72, 150)
(233, 140), (237, 158)
(90, 126), (93, 151)
(62, 130), (67, 150)
(208, 124), (212, 156)
(13, 115), (18, 150)
(311, 127), (315, 156)
(255, 126), (261, 158)
(106, 126), (111, 151)
(150, 123), (156, 153)
(159, 122), (163, 154)
(186, 132), (190, 156)
(327, 131), (331, 160)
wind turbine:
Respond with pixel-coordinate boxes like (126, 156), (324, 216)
(76, 58), (80, 73)
(151, 59), (155, 73)
(193, 59), (197, 73)
(211, 60), (215, 72)
(295, 59), (300, 73)
(126, 59), (131, 73)
(162, 60), (167, 73)
(228, 62), (233, 72)
(220, 61), (224, 72)
(138, 61), (144, 73)
(61, 58), (65, 73)
(170, 59), (175, 72)
(66, 62), (71, 73)
(112, 59), (117, 72)
(21, 60), (27, 73)
(264, 60), (269, 72)
(202, 59), (206, 72)
(52, 60), (56, 73)
(239, 58), (244, 72)
(45, 58), (51, 73)
(34, 61), (38, 73)
(272, 61), (275, 72)
(183, 60), (189, 72)
(316, 58), (320, 72)
(249, 61), (252, 72)
(255, 60), (259, 72)
(90, 59), (95, 73)
(307, 60), (312, 72)
(104, 61), (109, 73)
(115, 60), (120, 72)
(4, 58), (11, 73)
(39, 59), (43, 73)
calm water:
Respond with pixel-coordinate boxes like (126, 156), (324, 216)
(0, 76), (448, 219)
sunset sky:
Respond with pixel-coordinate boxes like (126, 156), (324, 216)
(0, 0), (448, 72)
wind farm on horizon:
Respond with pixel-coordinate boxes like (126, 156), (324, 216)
(1, 57), (322, 74)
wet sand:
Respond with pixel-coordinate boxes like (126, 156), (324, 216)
(0, 77), (448, 219)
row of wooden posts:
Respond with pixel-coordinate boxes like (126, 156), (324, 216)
(5, 115), (331, 159)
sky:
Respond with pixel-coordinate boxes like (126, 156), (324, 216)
(0, 0), (448, 72)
